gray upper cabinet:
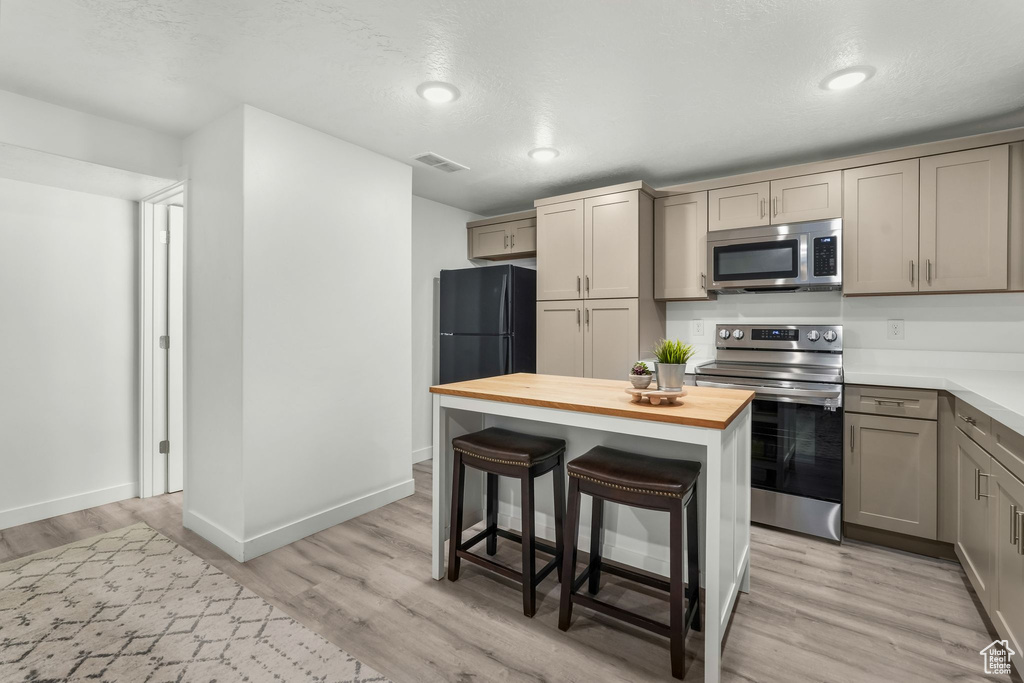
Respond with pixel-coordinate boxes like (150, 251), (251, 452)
(708, 182), (770, 231)
(536, 200), (585, 300)
(920, 145), (1009, 293)
(585, 191), (639, 299)
(991, 458), (1024, 658)
(769, 171), (842, 225)
(654, 192), (714, 301)
(844, 412), (938, 538)
(842, 160), (920, 295)
(957, 427), (995, 610)
(467, 210), (538, 261)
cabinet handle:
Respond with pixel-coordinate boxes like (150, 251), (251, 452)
(875, 399), (905, 407)
(576, 308), (580, 327)
(1017, 511), (1024, 555)
(926, 259), (932, 284)
(504, 234), (508, 249)
(1011, 504), (1019, 546)
(585, 275), (590, 294)
(760, 198), (766, 218)
(909, 260), (915, 285)
(511, 234), (515, 249)
(773, 197), (778, 217)
(701, 272), (706, 290)
(960, 414), (977, 426)
(849, 424), (854, 452)
(977, 470), (991, 499)
(576, 276), (581, 294)
(585, 308), (590, 327)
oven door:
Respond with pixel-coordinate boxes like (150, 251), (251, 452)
(696, 378), (844, 505)
(708, 233), (805, 290)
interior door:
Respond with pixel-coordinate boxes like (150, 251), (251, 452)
(584, 299), (638, 380)
(920, 145), (1009, 292)
(654, 192), (711, 300)
(167, 205), (184, 493)
(992, 459), (1024, 657)
(842, 160), (920, 295)
(536, 301), (583, 377)
(537, 200), (584, 300)
(584, 191), (639, 299)
(769, 171), (842, 225)
(708, 181), (770, 231)
(957, 428), (994, 609)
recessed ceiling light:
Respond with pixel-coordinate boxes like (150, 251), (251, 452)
(529, 147), (560, 162)
(823, 67), (874, 91)
(417, 81), (460, 103)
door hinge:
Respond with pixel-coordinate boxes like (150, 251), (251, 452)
(159, 335), (170, 350)
(160, 230), (169, 244)
(159, 440), (170, 454)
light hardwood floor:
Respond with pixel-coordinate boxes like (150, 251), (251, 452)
(0, 464), (1017, 682)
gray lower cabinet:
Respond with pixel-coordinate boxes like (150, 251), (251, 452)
(535, 301), (584, 377)
(844, 412), (937, 538)
(956, 426), (995, 610)
(536, 299), (640, 381)
(991, 458), (1024, 657)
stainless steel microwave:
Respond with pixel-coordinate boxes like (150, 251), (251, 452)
(706, 219), (842, 293)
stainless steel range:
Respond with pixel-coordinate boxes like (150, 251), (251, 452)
(696, 324), (844, 541)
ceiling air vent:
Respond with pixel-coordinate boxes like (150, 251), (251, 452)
(413, 152), (469, 173)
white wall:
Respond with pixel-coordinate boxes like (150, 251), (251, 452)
(0, 177), (138, 528)
(411, 196), (483, 462)
(666, 291), (1024, 364)
(181, 107), (246, 549)
(183, 105), (415, 560)
(0, 89), (182, 179)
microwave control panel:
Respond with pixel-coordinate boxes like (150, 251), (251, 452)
(812, 236), (838, 277)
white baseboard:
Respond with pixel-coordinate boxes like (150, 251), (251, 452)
(183, 509), (245, 562)
(0, 483), (139, 531)
(412, 446), (433, 464)
(241, 477), (416, 561)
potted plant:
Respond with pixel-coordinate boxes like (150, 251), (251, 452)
(652, 339), (696, 391)
(629, 361), (653, 389)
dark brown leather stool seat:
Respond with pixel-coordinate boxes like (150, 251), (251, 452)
(560, 446), (702, 680)
(453, 428), (564, 467)
(448, 427), (566, 617)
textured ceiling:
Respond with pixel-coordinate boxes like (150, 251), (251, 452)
(1, 0), (1023, 215)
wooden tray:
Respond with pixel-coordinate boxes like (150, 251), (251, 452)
(625, 387), (687, 406)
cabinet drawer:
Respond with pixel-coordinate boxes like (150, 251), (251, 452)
(955, 398), (995, 451)
(993, 420), (1024, 485)
(845, 385), (937, 420)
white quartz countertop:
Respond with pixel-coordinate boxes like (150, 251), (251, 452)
(845, 362), (1024, 436)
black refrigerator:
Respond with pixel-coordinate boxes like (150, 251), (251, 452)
(439, 265), (536, 384)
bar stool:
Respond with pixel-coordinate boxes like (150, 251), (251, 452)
(448, 427), (566, 617)
(558, 446), (701, 680)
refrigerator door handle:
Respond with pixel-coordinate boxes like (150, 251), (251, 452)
(498, 274), (508, 333)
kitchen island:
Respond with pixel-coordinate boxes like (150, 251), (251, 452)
(429, 373), (754, 682)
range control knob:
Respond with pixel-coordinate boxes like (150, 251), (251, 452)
(823, 330), (838, 343)
(732, 329), (744, 340)
(718, 329), (731, 340)
(806, 330), (821, 342)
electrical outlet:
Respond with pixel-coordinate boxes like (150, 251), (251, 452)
(887, 319), (905, 341)
(692, 319), (704, 336)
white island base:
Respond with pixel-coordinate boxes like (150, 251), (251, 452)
(430, 375), (753, 683)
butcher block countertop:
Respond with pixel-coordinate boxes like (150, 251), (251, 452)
(429, 373), (754, 430)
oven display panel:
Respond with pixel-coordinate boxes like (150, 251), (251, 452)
(752, 328), (799, 341)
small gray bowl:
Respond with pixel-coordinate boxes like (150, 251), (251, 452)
(629, 374), (653, 389)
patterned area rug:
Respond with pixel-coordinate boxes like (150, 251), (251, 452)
(0, 523), (389, 682)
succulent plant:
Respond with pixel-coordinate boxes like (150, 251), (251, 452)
(652, 339), (697, 365)
(630, 361), (652, 376)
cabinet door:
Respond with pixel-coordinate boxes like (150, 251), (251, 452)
(769, 171), (842, 224)
(844, 413), (937, 538)
(957, 427), (994, 609)
(584, 299), (638, 380)
(842, 160), (920, 294)
(536, 301), (584, 377)
(991, 459), (1024, 658)
(584, 191), (639, 299)
(537, 200), (585, 300)
(469, 224), (509, 259)
(708, 182), (770, 231)
(509, 222), (537, 255)
(654, 192), (712, 300)
(920, 145), (1009, 292)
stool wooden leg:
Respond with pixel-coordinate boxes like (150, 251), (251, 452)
(552, 454), (566, 582)
(521, 472), (537, 617)
(447, 451), (466, 582)
(486, 473), (499, 556)
(669, 497), (685, 680)
(588, 496), (604, 595)
(687, 489), (702, 633)
(558, 476), (581, 631)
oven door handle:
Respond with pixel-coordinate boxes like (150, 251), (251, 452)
(697, 379), (843, 408)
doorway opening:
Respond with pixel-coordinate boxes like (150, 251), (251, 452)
(139, 183), (185, 498)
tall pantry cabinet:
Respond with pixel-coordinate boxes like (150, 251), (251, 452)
(535, 182), (665, 380)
